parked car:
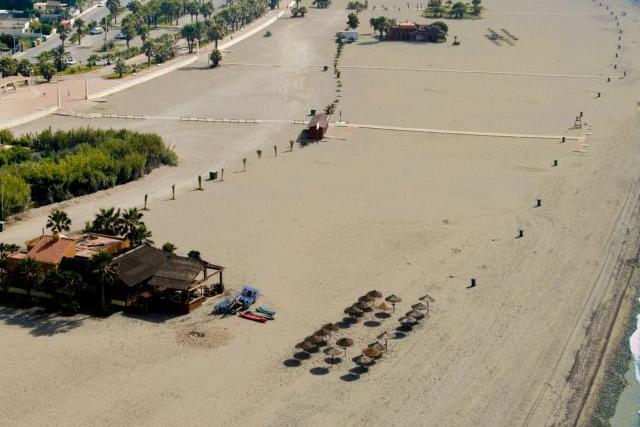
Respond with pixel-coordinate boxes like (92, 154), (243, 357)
(114, 32), (127, 40)
(65, 57), (77, 65)
(89, 27), (103, 35)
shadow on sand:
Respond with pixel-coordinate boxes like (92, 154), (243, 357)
(283, 359), (302, 367)
(0, 305), (89, 337)
(310, 366), (330, 376)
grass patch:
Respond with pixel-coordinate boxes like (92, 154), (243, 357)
(57, 65), (101, 76)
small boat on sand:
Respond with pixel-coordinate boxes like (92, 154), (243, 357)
(239, 312), (267, 323)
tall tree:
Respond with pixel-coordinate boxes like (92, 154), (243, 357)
(88, 207), (121, 235)
(106, 0), (121, 23)
(120, 15), (136, 48)
(14, 257), (43, 297)
(46, 208), (71, 233)
(142, 39), (155, 65)
(347, 12), (359, 30)
(90, 251), (117, 313)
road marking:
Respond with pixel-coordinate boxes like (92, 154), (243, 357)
(224, 62), (618, 80)
(53, 112), (580, 141)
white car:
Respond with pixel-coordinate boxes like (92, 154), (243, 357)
(65, 57), (77, 65)
(89, 27), (104, 35)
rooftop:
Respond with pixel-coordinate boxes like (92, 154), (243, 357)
(74, 233), (129, 259)
(24, 234), (75, 265)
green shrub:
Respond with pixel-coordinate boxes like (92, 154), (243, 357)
(0, 128), (176, 213)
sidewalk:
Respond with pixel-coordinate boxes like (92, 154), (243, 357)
(0, 5), (289, 130)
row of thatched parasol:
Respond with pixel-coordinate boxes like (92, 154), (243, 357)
(344, 292), (403, 320)
(294, 291), (432, 368)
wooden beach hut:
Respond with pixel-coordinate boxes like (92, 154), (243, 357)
(307, 113), (329, 140)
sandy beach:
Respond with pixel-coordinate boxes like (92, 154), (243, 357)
(2, 0), (640, 425)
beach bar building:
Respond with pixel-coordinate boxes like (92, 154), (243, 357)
(113, 245), (224, 313)
(307, 113), (329, 140)
(386, 22), (447, 43)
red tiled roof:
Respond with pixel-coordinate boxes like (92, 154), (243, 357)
(26, 235), (75, 265)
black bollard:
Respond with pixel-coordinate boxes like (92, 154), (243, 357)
(274, 145), (278, 157)
(608, 77), (611, 82)
(144, 193), (148, 210)
(536, 198), (542, 207)
(221, 168), (224, 182)
(290, 139), (294, 151)
(517, 229), (524, 239)
(242, 158), (247, 171)
(561, 136), (566, 143)
(553, 159), (558, 167)
(597, 92), (601, 98)
(198, 175), (202, 190)
(614, 64), (617, 69)
(257, 148), (262, 159)
(171, 184), (175, 200)
(468, 278), (477, 289)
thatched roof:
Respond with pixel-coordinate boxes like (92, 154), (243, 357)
(149, 254), (205, 291)
(115, 245), (166, 287)
(116, 245), (208, 290)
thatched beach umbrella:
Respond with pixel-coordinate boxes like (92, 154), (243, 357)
(324, 346), (342, 366)
(354, 354), (373, 367)
(367, 290), (383, 299)
(377, 331), (391, 351)
(315, 328), (331, 338)
(301, 342), (317, 353)
(399, 316), (417, 326)
(406, 310), (424, 320)
(358, 295), (375, 303)
(321, 323), (339, 334)
(345, 306), (363, 319)
(419, 294), (434, 302)
(385, 294), (402, 312)
(412, 302), (428, 312)
(336, 337), (354, 357)
(295, 341), (307, 349)
(305, 334), (324, 345)
(362, 346), (382, 359)
(375, 301), (393, 312)
(355, 301), (373, 312)
(369, 341), (386, 354)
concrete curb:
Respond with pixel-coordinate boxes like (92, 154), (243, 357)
(87, 55), (199, 100)
(0, 106), (59, 130)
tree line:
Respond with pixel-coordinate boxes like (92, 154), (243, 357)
(0, 128), (177, 215)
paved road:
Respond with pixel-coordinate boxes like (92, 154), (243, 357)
(16, 0), (134, 63)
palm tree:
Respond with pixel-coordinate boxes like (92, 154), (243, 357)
(205, 21), (224, 49)
(121, 16), (136, 48)
(14, 257), (43, 297)
(347, 13), (359, 30)
(162, 242), (177, 253)
(46, 209), (71, 233)
(73, 17), (85, 45)
(118, 207), (144, 238)
(43, 269), (83, 302)
(209, 48), (221, 67)
(89, 207), (121, 235)
(0, 242), (20, 259)
(142, 40), (155, 65)
(57, 22), (70, 50)
(451, 1), (466, 18)
(90, 251), (117, 313)
(127, 223), (153, 247)
(181, 23), (199, 53)
(106, 0), (121, 23)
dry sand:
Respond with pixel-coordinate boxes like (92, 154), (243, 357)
(2, 0), (640, 425)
